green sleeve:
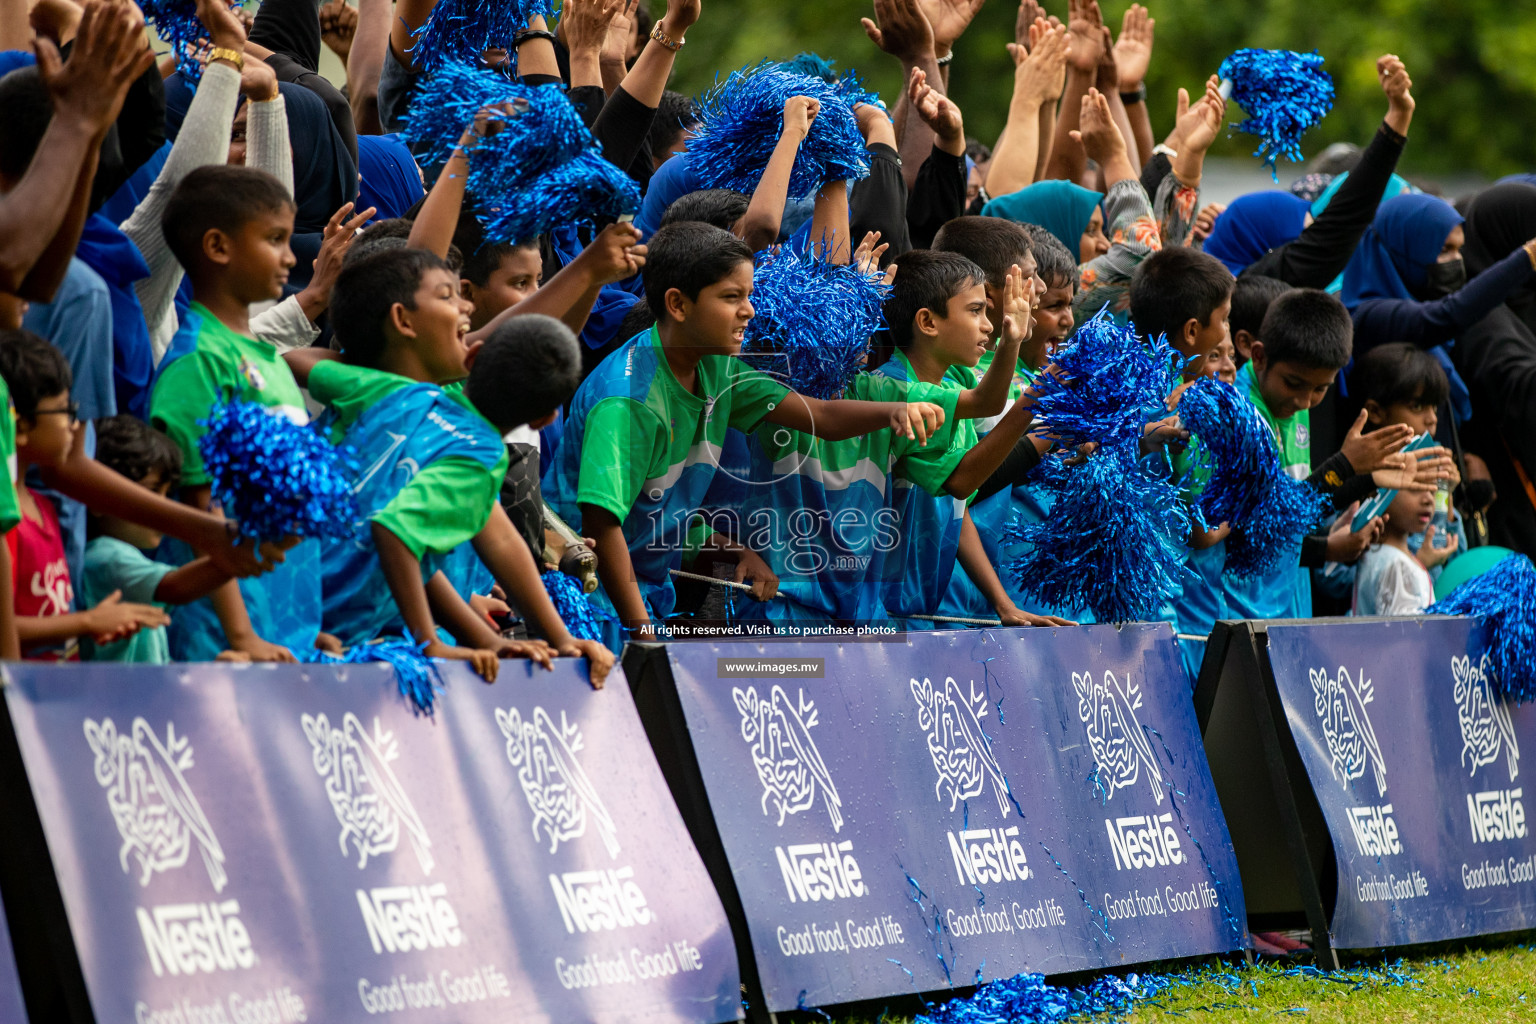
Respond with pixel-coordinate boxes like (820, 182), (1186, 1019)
(308, 361), (412, 436)
(574, 397), (666, 521)
(149, 355), (226, 488)
(0, 380), (19, 534)
(720, 360), (792, 432)
(894, 388), (974, 498)
(371, 457), (502, 560)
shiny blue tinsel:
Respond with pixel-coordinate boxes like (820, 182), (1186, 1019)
(305, 636), (445, 716)
(778, 53), (886, 113)
(918, 968), (1183, 1024)
(541, 571), (603, 642)
(740, 247), (890, 400)
(143, 0), (235, 83)
(410, 0), (557, 75)
(1028, 309), (1179, 451)
(197, 400), (359, 543)
(1218, 48), (1335, 176)
(1429, 554), (1536, 704)
(1006, 442), (1191, 624)
(690, 62), (871, 200)
(479, 149), (641, 244)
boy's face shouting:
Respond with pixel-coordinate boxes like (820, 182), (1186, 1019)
(408, 268), (475, 382)
(1028, 277), (1075, 370)
(674, 260), (755, 355)
(926, 282), (992, 369)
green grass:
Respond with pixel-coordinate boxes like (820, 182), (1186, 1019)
(803, 932), (1536, 1024)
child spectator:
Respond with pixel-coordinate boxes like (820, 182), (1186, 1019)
(544, 221), (944, 640)
(1353, 486), (1455, 616)
(150, 164), (331, 662)
(0, 332), (166, 659)
(82, 416), (237, 663)
(1228, 274), (1291, 369)
(1129, 245), (1234, 378)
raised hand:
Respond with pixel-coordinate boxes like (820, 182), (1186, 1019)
(1065, 0), (1105, 73)
(1008, 20), (1068, 108)
(783, 94), (821, 138)
(36, 0), (156, 135)
(601, 0), (636, 67)
(853, 230), (890, 276)
(319, 0), (357, 63)
(1191, 203), (1224, 244)
(239, 57), (279, 101)
(296, 202), (375, 322)
(862, 0), (936, 64)
(194, 0), (247, 53)
(918, 0), (987, 58)
(1339, 409), (1413, 473)
(998, 263), (1036, 350)
(1378, 53), (1414, 136)
(661, 0), (702, 36)
(582, 222), (647, 286)
(1015, 0), (1044, 51)
(563, 0), (624, 56)
(907, 67), (964, 150)
(1176, 75), (1226, 155)
(1112, 3), (1154, 92)
(1068, 87), (1125, 165)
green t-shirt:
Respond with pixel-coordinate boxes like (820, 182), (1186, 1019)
(889, 350), (978, 500)
(308, 361), (508, 560)
(80, 536), (174, 664)
(150, 302), (310, 488)
(1239, 362), (1310, 480)
(0, 375), (19, 534)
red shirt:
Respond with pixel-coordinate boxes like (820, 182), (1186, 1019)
(11, 491), (75, 661)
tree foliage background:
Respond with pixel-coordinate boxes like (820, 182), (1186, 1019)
(659, 0), (1536, 179)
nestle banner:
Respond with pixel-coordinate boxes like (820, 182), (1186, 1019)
(659, 625), (1246, 1012)
(1265, 619), (1536, 948)
(0, 660), (740, 1023)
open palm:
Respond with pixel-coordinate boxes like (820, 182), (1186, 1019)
(920, 0), (986, 52)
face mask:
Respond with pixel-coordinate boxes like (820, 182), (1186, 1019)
(1422, 257), (1467, 297)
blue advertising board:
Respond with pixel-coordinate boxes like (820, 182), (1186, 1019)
(0, 659), (741, 1023)
(661, 624), (1247, 1011)
(1265, 618), (1536, 948)
(0, 890), (26, 1022)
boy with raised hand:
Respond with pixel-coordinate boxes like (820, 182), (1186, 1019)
(874, 249), (1072, 629)
(285, 249), (614, 686)
(544, 221), (947, 641)
(149, 165), (333, 662)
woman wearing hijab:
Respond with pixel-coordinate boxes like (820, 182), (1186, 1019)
(981, 179), (1108, 264)
(276, 81), (358, 289)
(1202, 191), (1310, 275)
(355, 134), (424, 224)
(1453, 182), (1536, 556)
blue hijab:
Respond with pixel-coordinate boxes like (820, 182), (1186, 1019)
(356, 134), (423, 223)
(1341, 193), (1462, 308)
(73, 214), (154, 418)
(1202, 191), (1309, 275)
(981, 180), (1101, 257)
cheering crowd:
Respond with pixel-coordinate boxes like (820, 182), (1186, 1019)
(0, 0), (1533, 680)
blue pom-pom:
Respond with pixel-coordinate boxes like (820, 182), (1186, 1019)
(918, 968), (1183, 1024)
(410, 0), (557, 75)
(1028, 309), (1179, 451)
(198, 400), (359, 544)
(479, 149), (641, 244)
(542, 571), (603, 642)
(1005, 442), (1192, 625)
(778, 53), (886, 114)
(143, 0), (238, 83)
(689, 62), (871, 200)
(1430, 554), (1536, 704)
(303, 635), (445, 716)
(1219, 48), (1336, 177)
(740, 247), (890, 400)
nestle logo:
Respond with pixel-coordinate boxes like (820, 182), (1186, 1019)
(948, 827), (1030, 885)
(1468, 789), (1527, 844)
(549, 867), (653, 933)
(1348, 804), (1403, 857)
(356, 884), (463, 954)
(776, 841), (865, 902)
(137, 901), (255, 976)
(1104, 814), (1184, 871)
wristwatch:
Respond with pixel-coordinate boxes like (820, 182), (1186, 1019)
(208, 46), (245, 71)
(1119, 83), (1147, 105)
(649, 23), (684, 51)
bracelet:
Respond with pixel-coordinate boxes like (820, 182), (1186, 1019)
(1152, 143), (1179, 160)
(1119, 83), (1147, 105)
(936, 50), (955, 66)
(208, 46), (244, 70)
(512, 29), (556, 48)
(649, 23), (684, 51)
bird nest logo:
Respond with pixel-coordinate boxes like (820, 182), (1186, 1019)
(733, 684), (844, 831)
(302, 711), (434, 874)
(910, 676), (1011, 815)
(83, 717), (227, 892)
(497, 705), (619, 858)
(1075, 671), (1166, 806)
(1310, 666), (1387, 797)
(1452, 654), (1519, 782)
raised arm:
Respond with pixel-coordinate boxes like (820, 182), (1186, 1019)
(347, 0), (389, 134)
(986, 21), (1067, 198)
(1043, 0), (1105, 184)
(1069, 88), (1136, 188)
(467, 222), (646, 342)
(737, 96), (816, 252)
(1112, 4), (1156, 169)
(862, 0), (942, 191)
(956, 265), (1034, 420)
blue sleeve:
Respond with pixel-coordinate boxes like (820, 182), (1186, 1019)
(22, 259), (116, 421)
(1352, 248), (1534, 353)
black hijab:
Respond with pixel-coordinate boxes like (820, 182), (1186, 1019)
(1462, 181), (1536, 332)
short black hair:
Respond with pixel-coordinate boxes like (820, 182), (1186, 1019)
(1258, 288), (1353, 370)
(1229, 274), (1292, 340)
(346, 218), (466, 272)
(648, 90), (698, 159)
(464, 314), (580, 432)
(1351, 342), (1449, 411)
(459, 240), (538, 287)
(643, 222), (754, 320)
(0, 329), (70, 417)
(330, 248), (453, 368)
(931, 217), (1033, 289)
(616, 296), (657, 341)
(94, 414), (184, 490)
(660, 189), (751, 231)
(884, 249), (986, 349)
(162, 166), (295, 273)
(0, 67), (51, 181)
(1021, 224), (1076, 289)
(1128, 246), (1235, 343)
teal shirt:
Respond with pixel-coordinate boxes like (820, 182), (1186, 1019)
(80, 536), (173, 664)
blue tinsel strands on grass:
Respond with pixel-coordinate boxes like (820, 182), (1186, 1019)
(410, 0), (557, 75)
(304, 636), (445, 716)
(918, 969), (1183, 1024)
(1028, 309), (1179, 451)
(197, 400), (358, 544)
(1006, 443), (1191, 625)
(541, 571), (603, 642)
(1219, 48), (1335, 176)
(1429, 554), (1536, 704)
(740, 247), (890, 400)
(689, 62), (871, 200)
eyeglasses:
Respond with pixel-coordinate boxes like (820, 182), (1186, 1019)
(33, 403), (79, 423)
